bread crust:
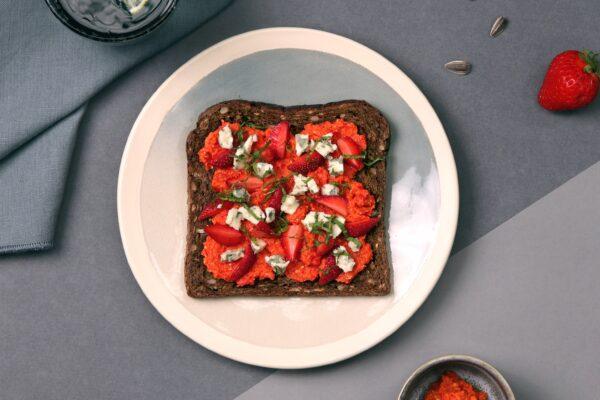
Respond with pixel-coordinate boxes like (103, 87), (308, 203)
(185, 100), (391, 297)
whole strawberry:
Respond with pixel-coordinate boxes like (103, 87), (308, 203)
(538, 50), (599, 111)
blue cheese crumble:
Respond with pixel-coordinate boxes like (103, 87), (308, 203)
(333, 246), (355, 272)
(217, 125), (233, 149)
(265, 255), (290, 275)
(220, 248), (244, 262)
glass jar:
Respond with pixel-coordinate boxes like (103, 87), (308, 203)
(45, 0), (178, 43)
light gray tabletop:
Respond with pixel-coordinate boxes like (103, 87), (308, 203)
(1, 1), (599, 399)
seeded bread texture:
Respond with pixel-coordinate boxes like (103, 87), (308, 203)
(185, 100), (391, 297)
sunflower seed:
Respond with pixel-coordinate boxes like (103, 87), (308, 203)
(490, 16), (507, 37)
(444, 60), (471, 75)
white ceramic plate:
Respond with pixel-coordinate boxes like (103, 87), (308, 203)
(117, 27), (459, 369)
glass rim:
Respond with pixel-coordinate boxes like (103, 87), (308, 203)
(44, 0), (179, 43)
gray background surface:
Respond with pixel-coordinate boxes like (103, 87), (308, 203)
(1, 0), (599, 399)
(237, 162), (600, 400)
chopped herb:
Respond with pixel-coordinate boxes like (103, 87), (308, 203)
(370, 210), (380, 217)
(314, 134), (333, 144)
(347, 237), (361, 248)
(243, 204), (262, 221)
(250, 140), (271, 161)
(263, 190), (274, 202)
(273, 217), (289, 235)
(341, 150), (385, 167)
(241, 116), (267, 130)
(330, 181), (350, 190)
(262, 176), (289, 201)
(365, 157), (385, 167)
(218, 191), (247, 203)
(252, 162), (273, 178)
(234, 128), (244, 144)
(342, 151), (366, 160)
(332, 217), (347, 234)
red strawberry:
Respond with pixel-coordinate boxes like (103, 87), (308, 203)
(288, 152), (325, 174)
(314, 195), (348, 216)
(538, 50), (600, 111)
(198, 200), (234, 220)
(315, 241), (336, 256)
(318, 254), (342, 285)
(261, 147), (276, 162)
(211, 149), (234, 168)
(204, 224), (245, 246)
(345, 216), (380, 237)
(281, 224), (303, 261)
(268, 121), (290, 159)
(253, 221), (275, 238)
(337, 137), (364, 169)
(242, 176), (263, 192)
(266, 187), (283, 212)
(229, 242), (256, 282)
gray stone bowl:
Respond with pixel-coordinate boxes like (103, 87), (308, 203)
(398, 355), (515, 400)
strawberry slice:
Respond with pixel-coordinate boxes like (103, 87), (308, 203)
(314, 195), (348, 216)
(243, 176), (263, 193)
(198, 200), (234, 220)
(261, 147), (276, 162)
(204, 224), (245, 246)
(315, 241), (336, 256)
(345, 216), (380, 237)
(266, 187), (283, 212)
(337, 137), (364, 169)
(288, 152), (325, 174)
(281, 224), (303, 261)
(229, 242), (256, 282)
(211, 148), (234, 168)
(268, 121), (290, 159)
(318, 254), (342, 285)
(253, 221), (276, 238)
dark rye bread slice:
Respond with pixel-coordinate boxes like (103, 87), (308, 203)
(185, 100), (391, 297)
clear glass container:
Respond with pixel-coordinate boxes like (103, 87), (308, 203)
(45, 0), (178, 42)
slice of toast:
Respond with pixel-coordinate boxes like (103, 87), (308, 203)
(185, 100), (391, 297)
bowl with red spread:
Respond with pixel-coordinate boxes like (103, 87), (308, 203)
(398, 355), (515, 400)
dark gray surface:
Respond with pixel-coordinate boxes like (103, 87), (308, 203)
(237, 162), (600, 400)
(1, 0), (599, 399)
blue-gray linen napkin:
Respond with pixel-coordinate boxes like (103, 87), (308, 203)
(0, 0), (231, 254)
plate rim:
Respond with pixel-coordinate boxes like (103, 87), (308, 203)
(117, 27), (459, 369)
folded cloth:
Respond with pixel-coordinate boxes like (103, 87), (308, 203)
(0, 0), (231, 254)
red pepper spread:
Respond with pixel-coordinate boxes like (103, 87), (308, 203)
(424, 371), (488, 400)
(197, 119), (382, 287)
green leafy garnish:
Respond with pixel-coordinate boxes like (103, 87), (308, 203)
(243, 204), (262, 221)
(239, 225), (250, 237)
(250, 140), (271, 161)
(218, 191), (247, 203)
(252, 162), (273, 178)
(365, 157), (385, 167)
(332, 217), (347, 233)
(341, 150), (385, 167)
(263, 176), (289, 201)
(234, 127), (244, 144)
(342, 152), (366, 160)
(330, 181), (350, 191)
(347, 237), (361, 249)
(241, 116), (267, 130)
(273, 217), (289, 235)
